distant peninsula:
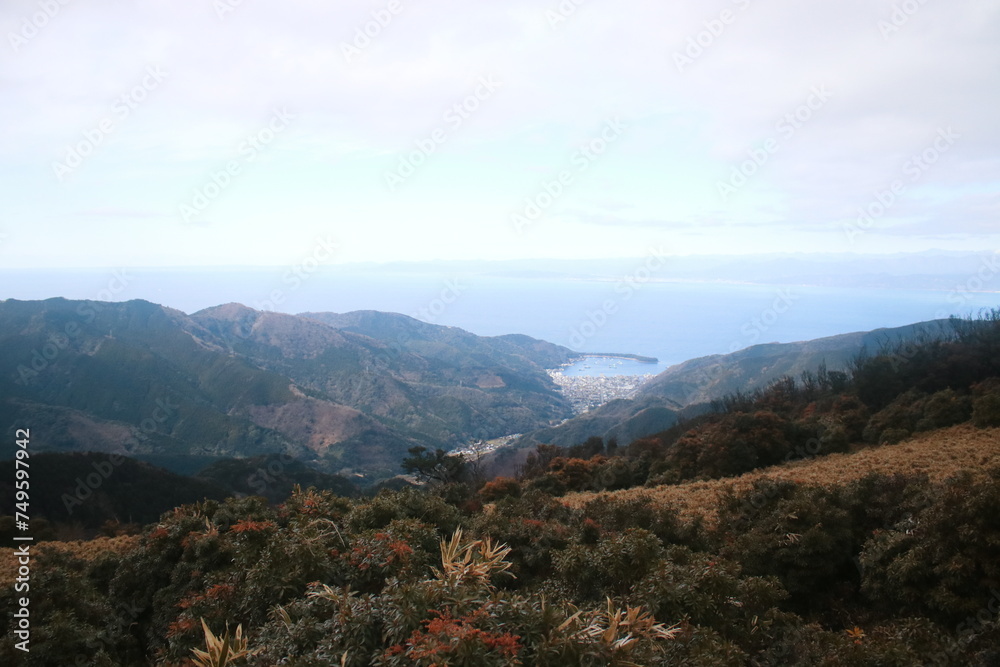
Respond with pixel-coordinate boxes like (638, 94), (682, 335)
(571, 352), (659, 364)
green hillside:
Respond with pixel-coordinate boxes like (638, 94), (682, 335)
(515, 318), (960, 451)
(2, 313), (1000, 665)
(0, 299), (573, 480)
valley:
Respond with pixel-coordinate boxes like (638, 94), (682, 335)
(3, 307), (1000, 665)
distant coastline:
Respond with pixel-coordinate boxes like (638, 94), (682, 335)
(571, 352), (659, 364)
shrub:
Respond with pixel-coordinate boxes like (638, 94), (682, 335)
(469, 492), (573, 587)
(524, 472), (568, 496)
(859, 470), (1000, 625)
(853, 355), (909, 411)
(972, 392), (1000, 428)
(343, 519), (437, 593)
(862, 388), (973, 445)
(250, 530), (680, 666)
(478, 476), (521, 502)
(916, 388), (972, 431)
(553, 529), (663, 600)
(347, 488), (461, 535)
(831, 394), (872, 442)
(579, 494), (706, 550)
(716, 484), (858, 617)
(878, 427), (910, 445)
(862, 389), (924, 444)
(589, 456), (639, 492)
(630, 545), (792, 652)
(0, 545), (126, 666)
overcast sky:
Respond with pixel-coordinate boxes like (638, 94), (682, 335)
(1, 0), (998, 268)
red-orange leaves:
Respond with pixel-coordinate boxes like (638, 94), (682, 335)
(230, 519), (276, 533)
(386, 610), (522, 665)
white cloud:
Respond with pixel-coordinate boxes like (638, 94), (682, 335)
(1, 0), (998, 268)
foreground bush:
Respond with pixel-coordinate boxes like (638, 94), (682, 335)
(4, 470), (1000, 665)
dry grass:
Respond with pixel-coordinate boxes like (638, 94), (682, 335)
(0, 534), (140, 588)
(2, 426), (996, 586)
(564, 424), (1000, 523)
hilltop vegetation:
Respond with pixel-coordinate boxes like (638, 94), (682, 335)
(3, 454), (998, 663)
(640, 319), (956, 407)
(563, 421), (1000, 524)
(3, 312), (1000, 664)
(513, 313), (1000, 496)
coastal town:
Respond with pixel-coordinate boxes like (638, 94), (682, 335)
(449, 368), (654, 459)
(547, 368), (655, 414)
(448, 433), (523, 460)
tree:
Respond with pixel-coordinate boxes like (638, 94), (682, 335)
(401, 446), (466, 485)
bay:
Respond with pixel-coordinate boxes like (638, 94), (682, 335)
(2, 268), (997, 377)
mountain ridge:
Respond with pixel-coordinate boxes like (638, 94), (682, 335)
(0, 298), (573, 480)
(512, 318), (961, 451)
(0, 297), (975, 483)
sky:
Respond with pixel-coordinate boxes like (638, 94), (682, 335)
(1, 0), (998, 269)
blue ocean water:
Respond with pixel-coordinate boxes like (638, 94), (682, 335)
(561, 357), (659, 378)
(2, 268), (997, 375)
(401, 276), (997, 375)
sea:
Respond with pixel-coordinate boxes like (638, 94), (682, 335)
(2, 267), (997, 377)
